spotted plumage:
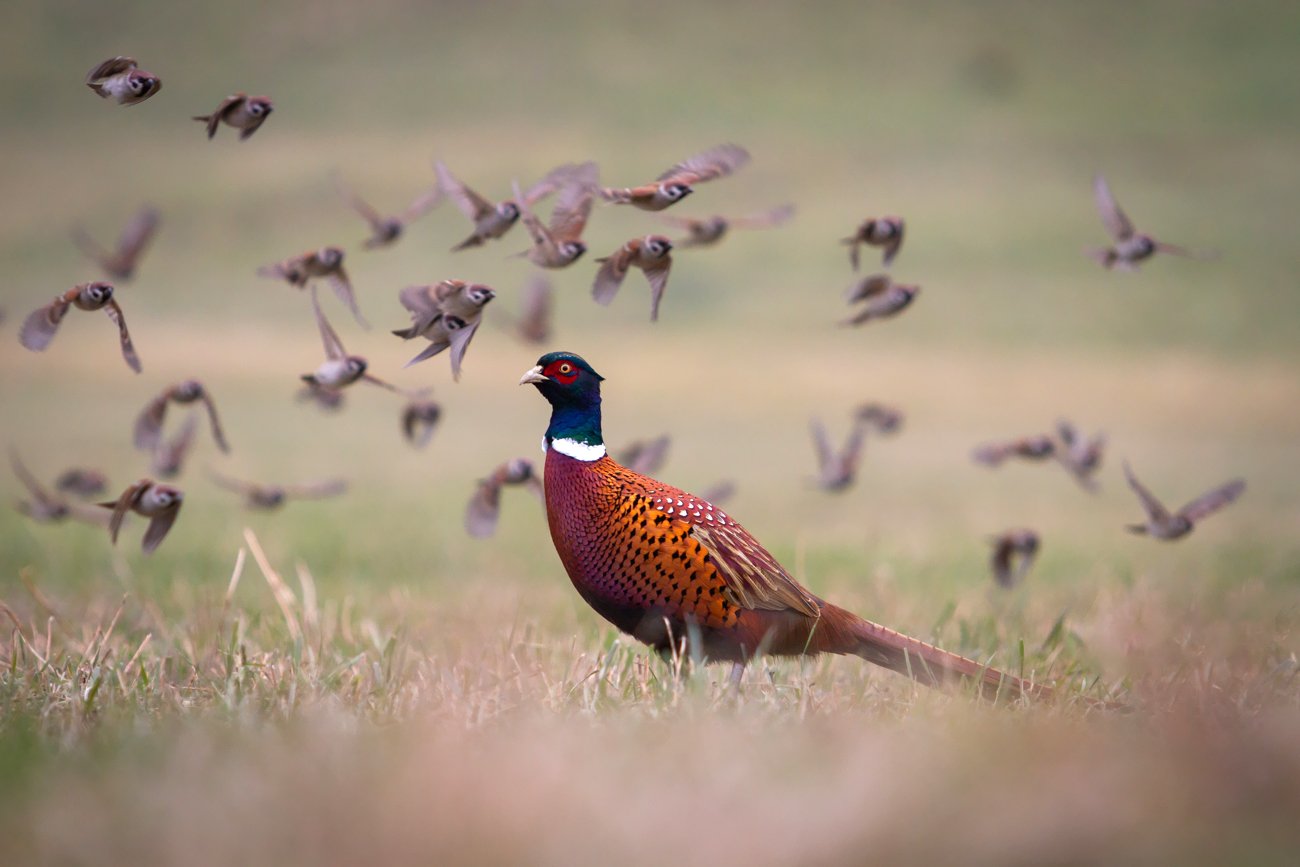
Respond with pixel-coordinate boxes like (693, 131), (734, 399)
(520, 351), (1050, 700)
(86, 56), (161, 105)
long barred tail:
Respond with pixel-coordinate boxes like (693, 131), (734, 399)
(825, 604), (1053, 701)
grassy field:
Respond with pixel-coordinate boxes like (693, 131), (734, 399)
(2, 0), (1299, 863)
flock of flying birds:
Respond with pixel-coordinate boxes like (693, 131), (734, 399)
(9, 55), (1246, 584)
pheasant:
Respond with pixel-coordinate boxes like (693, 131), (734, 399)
(520, 351), (1050, 700)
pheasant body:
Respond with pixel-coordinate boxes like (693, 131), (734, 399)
(524, 352), (1050, 700)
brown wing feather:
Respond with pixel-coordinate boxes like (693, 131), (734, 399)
(435, 161), (493, 220)
(657, 143), (751, 184)
(690, 521), (821, 619)
(103, 299), (141, 372)
(86, 56), (136, 82)
(642, 256), (672, 322)
(133, 393), (169, 450)
(199, 391), (230, 453)
(591, 251), (630, 306)
(1123, 461), (1172, 523)
(142, 504), (180, 554)
(116, 207), (160, 267)
(311, 287), (346, 360)
(104, 481), (146, 545)
(464, 480), (502, 538)
(1093, 174), (1135, 241)
(1178, 478), (1245, 523)
(19, 298), (70, 351)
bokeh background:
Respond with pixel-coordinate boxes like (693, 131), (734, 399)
(2, 1), (1298, 864)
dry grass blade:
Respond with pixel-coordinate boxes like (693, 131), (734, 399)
(242, 527), (301, 644)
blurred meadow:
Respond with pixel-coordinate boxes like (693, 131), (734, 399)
(2, 0), (1299, 863)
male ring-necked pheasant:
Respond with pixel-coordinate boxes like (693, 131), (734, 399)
(520, 351), (1049, 700)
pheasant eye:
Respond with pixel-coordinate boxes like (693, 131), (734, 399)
(559, 362), (573, 374)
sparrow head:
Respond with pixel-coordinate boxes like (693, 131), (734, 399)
(660, 182), (693, 203)
(175, 379), (204, 401)
(497, 201), (521, 222)
(643, 235), (673, 258)
(81, 281), (115, 305)
(147, 484), (183, 510)
(1133, 235), (1156, 257)
(465, 284), (496, 308)
(127, 73), (159, 95)
(319, 246), (344, 268)
(559, 240), (587, 263)
(247, 97), (273, 116)
(502, 458), (535, 484)
(345, 356), (368, 377)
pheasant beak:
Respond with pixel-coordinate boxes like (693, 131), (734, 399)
(518, 365), (548, 386)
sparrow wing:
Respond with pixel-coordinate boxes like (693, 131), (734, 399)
(446, 317), (482, 381)
(209, 471), (255, 496)
(86, 56), (137, 83)
(591, 249), (630, 306)
(517, 273), (552, 343)
(435, 161), (493, 220)
(142, 502), (181, 554)
(133, 392), (169, 450)
(283, 478), (348, 500)
(115, 206), (160, 270)
(845, 273), (891, 303)
(335, 177), (385, 228)
(463, 478), (503, 539)
(658, 143), (751, 184)
(103, 481), (146, 545)
(327, 269), (368, 330)
(809, 418), (832, 472)
(103, 299), (141, 372)
(547, 178), (594, 241)
(522, 161), (597, 206)
(1093, 174), (1135, 241)
(1123, 461), (1172, 524)
(19, 297), (71, 351)
(151, 413), (197, 478)
(400, 185), (444, 223)
(311, 287), (347, 360)
(881, 220), (905, 266)
(1178, 478), (1246, 524)
(729, 203), (795, 230)
(9, 450), (59, 511)
(198, 389), (230, 453)
(990, 537), (1015, 587)
(643, 255), (673, 322)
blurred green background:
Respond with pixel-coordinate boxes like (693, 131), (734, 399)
(3, 0), (1297, 598)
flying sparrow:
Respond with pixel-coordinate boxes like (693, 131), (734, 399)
(10, 450), (109, 526)
(661, 203), (794, 248)
(810, 416), (868, 492)
(149, 413), (198, 478)
(841, 217), (905, 270)
(1088, 174), (1209, 270)
(1054, 419), (1106, 492)
(972, 435), (1056, 466)
(257, 245), (367, 329)
(296, 380), (347, 412)
(391, 280), (495, 377)
(855, 402), (904, 435)
(435, 160), (593, 251)
(210, 471), (347, 510)
(193, 93), (273, 140)
(335, 175), (442, 249)
(600, 143), (751, 211)
(134, 379), (230, 455)
(85, 56), (161, 105)
(1123, 462), (1245, 540)
(71, 206), (160, 281)
(99, 479), (183, 554)
(19, 282), (141, 372)
(513, 272), (553, 345)
(401, 396), (442, 448)
(303, 287), (400, 392)
(54, 467), (109, 498)
(464, 458), (543, 539)
(988, 529), (1040, 588)
(841, 277), (919, 326)
(592, 235), (674, 321)
(512, 173), (597, 269)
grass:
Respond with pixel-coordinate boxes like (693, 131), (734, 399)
(3, 0), (1300, 863)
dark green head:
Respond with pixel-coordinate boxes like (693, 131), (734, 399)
(519, 352), (605, 450)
